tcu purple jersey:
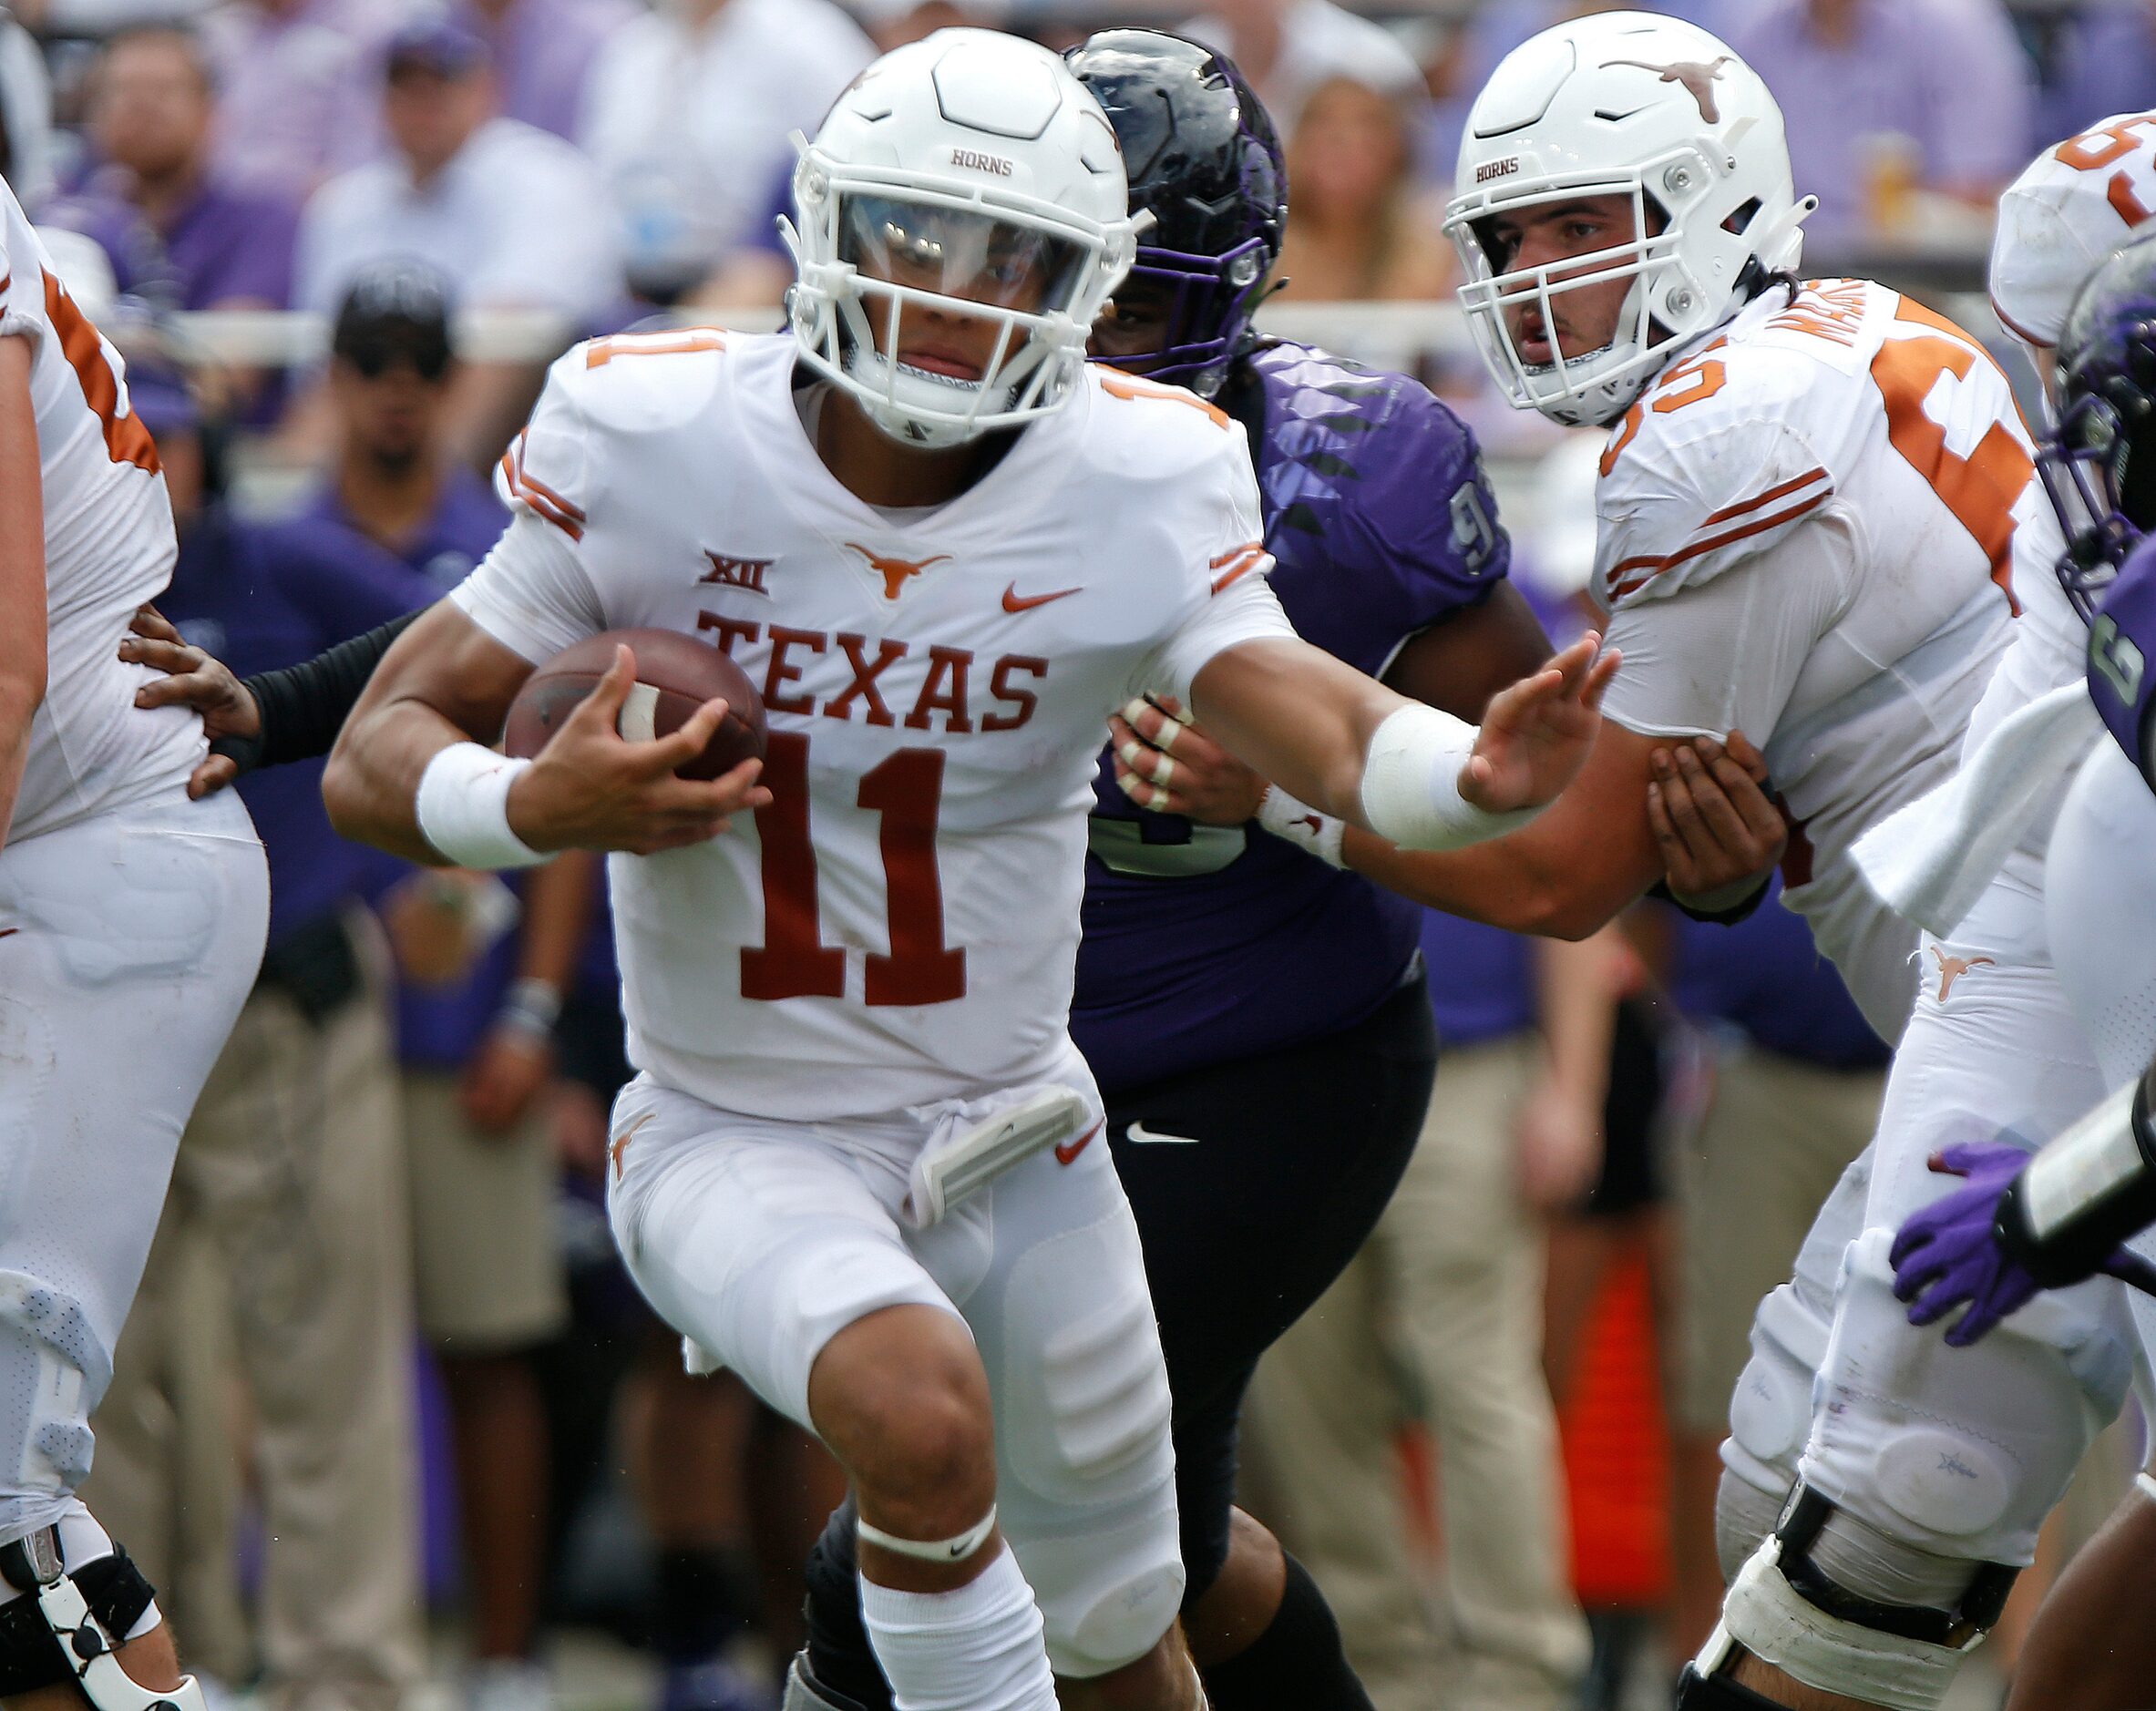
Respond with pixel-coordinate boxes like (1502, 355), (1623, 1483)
(2090, 533), (2156, 792)
(1073, 341), (1509, 1092)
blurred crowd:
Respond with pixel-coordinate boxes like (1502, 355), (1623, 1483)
(0, 1), (2138, 1710)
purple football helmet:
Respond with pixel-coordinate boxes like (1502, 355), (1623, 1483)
(1067, 30), (1287, 400)
(2041, 232), (2156, 620)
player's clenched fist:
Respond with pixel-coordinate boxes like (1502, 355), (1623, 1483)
(504, 645), (771, 856)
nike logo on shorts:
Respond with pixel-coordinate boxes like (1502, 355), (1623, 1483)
(1053, 1120), (1104, 1165)
(1124, 1122), (1200, 1145)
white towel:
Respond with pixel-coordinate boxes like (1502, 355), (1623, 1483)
(1851, 683), (2101, 937)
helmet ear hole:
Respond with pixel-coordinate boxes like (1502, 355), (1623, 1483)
(1724, 197), (1761, 235)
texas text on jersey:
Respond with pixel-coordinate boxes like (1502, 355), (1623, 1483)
(457, 327), (1293, 1119)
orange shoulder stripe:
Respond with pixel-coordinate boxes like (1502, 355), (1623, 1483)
(1607, 490), (1830, 600)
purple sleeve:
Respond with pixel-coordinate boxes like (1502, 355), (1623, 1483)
(2091, 537), (2156, 791)
(261, 519), (445, 642)
(1338, 382), (1511, 634)
(1918, 0), (2035, 189)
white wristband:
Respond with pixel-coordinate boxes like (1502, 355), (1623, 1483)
(1257, 784), (1346, 867)
(415, 742), (549, 870)
(1359, 702), (1544, 851)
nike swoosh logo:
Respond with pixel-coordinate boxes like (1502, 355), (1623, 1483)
(1124, 1122), (1200, 1146)
(1002, 582), (1082, 613)
(1054, 1120), (1104, 1165)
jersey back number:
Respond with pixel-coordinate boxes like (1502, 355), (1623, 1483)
(1869, 297), (2033, 607)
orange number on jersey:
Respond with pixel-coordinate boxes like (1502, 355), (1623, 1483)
(2050, 113), (2156, 224)
(40, 272), (158, 474)
(1867, 300), (2032, 609)
(742, 732), (966, 1005)
(1096, 368), (1231, 429)
(1650, 356), (1726, 415)
(584, 329), (727, 368)
(1600, 343), (1730, 475)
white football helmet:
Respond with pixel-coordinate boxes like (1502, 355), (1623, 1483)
(783, 28), (1137, 448)
(1444, 12), (1814, 426)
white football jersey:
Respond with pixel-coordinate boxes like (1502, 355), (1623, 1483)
(1592, 279), (2064, 1039)
(453, 330), (1292, 1121)
(1992, 111), (2156, 350)
(2, 179), (200, 844)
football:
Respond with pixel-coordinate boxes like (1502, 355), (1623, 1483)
(501, 629), (767, 782)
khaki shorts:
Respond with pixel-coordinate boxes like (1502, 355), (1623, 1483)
(1669, 1039), (1884, 1433)
(404, 1070), (567, 1351)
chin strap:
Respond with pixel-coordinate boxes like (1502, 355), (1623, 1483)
(0, 1530), (203, 1711)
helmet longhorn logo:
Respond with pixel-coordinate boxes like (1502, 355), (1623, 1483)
(846, 542), (952, 600)
(1607, 56), (1733, 124)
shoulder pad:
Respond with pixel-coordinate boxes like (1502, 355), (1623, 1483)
(1994, 114), (2156, 347)
(495, 329), (735, 538)
(1255, 345), (1509, 599)
(1595, 341), (1835, 608)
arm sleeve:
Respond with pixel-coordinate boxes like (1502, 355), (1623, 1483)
(1596, 507), (1855, 742)
(237, 606), (428, 770)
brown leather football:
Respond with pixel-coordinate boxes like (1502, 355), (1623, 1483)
(502, 629), (766, 782)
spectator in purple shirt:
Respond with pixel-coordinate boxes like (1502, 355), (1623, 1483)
(1729, 0), (2036, 252)
(80, 23), (299, 310)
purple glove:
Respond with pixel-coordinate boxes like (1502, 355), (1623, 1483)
(1891, 1142), (2156, 1347)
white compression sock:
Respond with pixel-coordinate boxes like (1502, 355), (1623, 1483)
(858, 1544), (1058, 1711)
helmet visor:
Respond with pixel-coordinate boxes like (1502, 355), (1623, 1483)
(840, 193), (1091, 316)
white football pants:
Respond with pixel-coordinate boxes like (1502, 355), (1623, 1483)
(0, 788), (265, 1544)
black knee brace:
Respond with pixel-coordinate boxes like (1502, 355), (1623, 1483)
(1198, 1552), (1373, 1711)
(800, 1501), (893, 1711)
(0, 1539), (159, 1697)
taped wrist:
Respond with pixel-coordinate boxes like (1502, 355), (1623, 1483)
(241, 607), (424, 770)
(2003, 1062), (2156, 1287)
(1255, 785), (1345, 867)
(415, 742), (548, 869)
(1359, 702), (1541, 851)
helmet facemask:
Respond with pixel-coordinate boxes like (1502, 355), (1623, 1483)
(2041, 389), (2151, 621)
(785, 149), (1132, 449)
(1447, 155), (1750, 428)
(1093, 234), (1271, 396)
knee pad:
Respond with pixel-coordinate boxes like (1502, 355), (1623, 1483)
(1723, 1279), (1830, 1505)
(1023, 1510), (1186, 1680)
(1805, 1229), (2131, 1564)
(1698, 1486), (2017, 1711)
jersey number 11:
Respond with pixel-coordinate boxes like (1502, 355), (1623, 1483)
(742, 733), (967, 1005)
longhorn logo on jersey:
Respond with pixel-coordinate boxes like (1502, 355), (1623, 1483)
(847, 542), (952, 601)
(1607, 56), (1732, 123)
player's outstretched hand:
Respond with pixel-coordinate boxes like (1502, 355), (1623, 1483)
(1648, 730), (1786, 903)
(1109, 696), (1265, 823)
(118, 605), (261, 798)
(507, 643), (771, 856)
(1461, 633), (1619, 815)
